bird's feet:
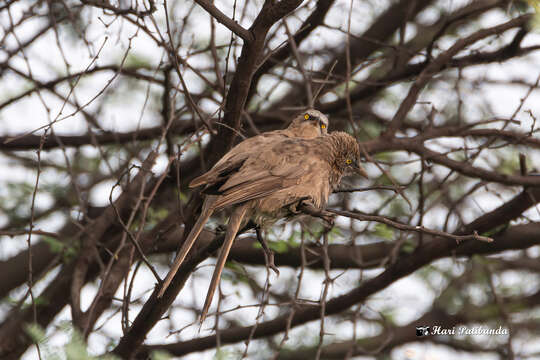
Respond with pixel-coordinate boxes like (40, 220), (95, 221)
(256, 227), (280, 276)
(285, 196), (310, 215)
(265, 251), (280, 276)
(321, 214), (335, 230)
(215, 224), (227, 233)
(296, 199), (336, 229)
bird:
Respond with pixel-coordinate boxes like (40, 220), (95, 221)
(158, 131), (367, 324)
(188, 109), (329, 189)
(158, 109), (329, 298)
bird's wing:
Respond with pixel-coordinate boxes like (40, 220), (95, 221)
(212, 147), (323, 211)
(212, 173), (284, 211)
(189, 152), (246, 189)
(157, 196), (216, 298)
(189, 131), (288, 189)
(191, 156), (247, 193)
(200, 202), (249, 323)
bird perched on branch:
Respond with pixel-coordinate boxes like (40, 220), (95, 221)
(158, 109), (328, 297)
(158, 130), (367, 324)
(190, 109), (329, 189)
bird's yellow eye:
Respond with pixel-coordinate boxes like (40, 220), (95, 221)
(320, 124), (326, 129)
(346, 159), (352, 165)
(304, 114), (310, 120)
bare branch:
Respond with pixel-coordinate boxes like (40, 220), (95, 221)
(193, 0), (253, 43)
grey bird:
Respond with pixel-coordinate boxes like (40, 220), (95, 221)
(158, 131), (367, 323)
(158, 109), (329, 299)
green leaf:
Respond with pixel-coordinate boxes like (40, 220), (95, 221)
(527, 0), (540, 30)
(214, 348), (235, 360)
(65, 330), (91, 360)
(389, 199), (408, 217)
(373, 223), (394, 240)
(376, 173), (393, 186)
(287, 230), (302, 244)
(400, 240), (416, 254)
(151, 350), (172, 360)
(269, 240), (289, 254)
(373, 151), (394, 162)
(33, 296), (49, 306)
(43, 236), (65, 253)
(481, 222), (509, 238)
(25, 323), (46, 344)
(124, 53), (152, 69)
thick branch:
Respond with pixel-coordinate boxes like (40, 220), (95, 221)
(136, 191), (540, 357)
(384, 14), (531, 136)
(247, 0), (335, 103)
(0, 121), (193, 151)
(274, 0), (434, 109)
(70, 151), (157, 331)
(0, 65), (163, 112)
(194, 0), (253, 42)
(402, 139), (540, 187)
(209, 0), (306, 160)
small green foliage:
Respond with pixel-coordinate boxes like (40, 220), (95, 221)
(1, 181), (34, 213)
(146, 207), (169, 230)
(214, 348), (236, 360)
(527, 0), (540, 30)
(252, 239), (289, 253)
(389, 199), (408, 218)
(224, 261), (242, 273)
(178, 191), (189, 203)
(151, 350), (173, 360)
(449, 150), (466, 162)
(376, 173), (393, 186)
(32, 296), (49, 307)
(362, 121), (384, 139)
(326, 226), (343, 242)
(481, 222), (510, 238)
(400, 239), (416, 254)
(25, 323), (46, 344)
(65, 330), (91, 360)
(24, 323), (121, 360)
(268, 240), (289, 254)
(223, 262), (249, 285)
(124, 53), (152, 69)
(62, 242), (79, 263)
(498, 154), (520, 176)
(286, 229), (302, 244)
(42, 235), (78, 263)
(43, 236), (65, 253)
(508, 0), (529, 13)
(373, 151), (394, 162)
(373, 223), (395, 240)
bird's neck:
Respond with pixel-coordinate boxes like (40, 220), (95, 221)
(318, 136), (346, 187)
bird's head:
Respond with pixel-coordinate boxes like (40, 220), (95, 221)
(289, 109), (329, 137)
(329, 131), (368, 178)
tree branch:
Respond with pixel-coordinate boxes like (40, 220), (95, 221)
(135, 192), (540, 357)
(383, 14), (531, 136)
(193, 0), (253, 43)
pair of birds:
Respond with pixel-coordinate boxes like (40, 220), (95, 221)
(157, 109), (367, 323)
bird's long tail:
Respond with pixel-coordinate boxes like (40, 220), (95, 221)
(200, 203), (249, 323)
(157, 198), (215, 298)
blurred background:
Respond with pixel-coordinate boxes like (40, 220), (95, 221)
(1, 0), (540, 359)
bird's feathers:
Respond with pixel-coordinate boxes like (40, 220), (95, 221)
(156, 113), (373, 324)
(200, 203), (249, 323)
(157, 197), (215, 298)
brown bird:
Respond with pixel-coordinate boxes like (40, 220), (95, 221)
(158, 109), (329, 298)
(159, 131), (367, 323)
(189, 109), (329, 189)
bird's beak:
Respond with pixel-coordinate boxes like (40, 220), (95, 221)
(354, 163), (368, 178)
